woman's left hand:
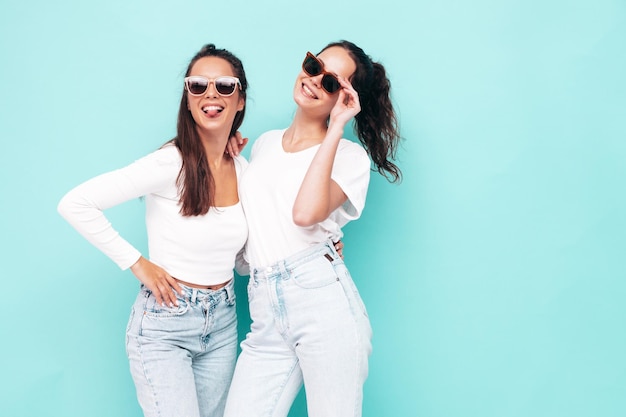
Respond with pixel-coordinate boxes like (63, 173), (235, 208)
(334, 240), (345, 260)
(329, 77), (361, 127)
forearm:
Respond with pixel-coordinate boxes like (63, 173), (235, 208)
(292, 124), (346, 226)
(57, 182), (143, 270)
(57, 148), (176, 269)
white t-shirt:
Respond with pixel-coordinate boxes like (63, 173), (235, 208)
(240, 129), (370, 268)
(58, 144), (248, 286)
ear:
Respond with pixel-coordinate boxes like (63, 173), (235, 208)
(237, 96), (245, 112)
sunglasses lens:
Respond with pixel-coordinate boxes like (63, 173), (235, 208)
(215, 78), (238, 96)
(186, 77), (239, 96)
(303, 53), (340, 94)
(303, 55), (323, 76)
(322, 75), (340, 93)
(187, 78), (208, 95)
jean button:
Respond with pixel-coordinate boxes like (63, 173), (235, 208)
(266, 266), (272, 272)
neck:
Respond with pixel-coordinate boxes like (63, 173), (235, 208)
(284, 113), (328, 147)
(198, 131), (230, 169)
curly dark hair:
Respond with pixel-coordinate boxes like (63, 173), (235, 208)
(320, 40), (402, 183)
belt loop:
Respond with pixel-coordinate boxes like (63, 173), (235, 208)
(191, 288), (197, 304)
(327, 238), (339, 259)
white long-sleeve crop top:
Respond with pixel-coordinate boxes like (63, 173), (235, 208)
(57, 144), (248, 286)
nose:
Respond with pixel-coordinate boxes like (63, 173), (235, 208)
(310, 74), (322, 88)
(205, 81), (219, 98)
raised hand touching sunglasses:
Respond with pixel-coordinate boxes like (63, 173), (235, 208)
(328, 75), (362, 127)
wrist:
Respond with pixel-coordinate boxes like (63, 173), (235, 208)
(130, 256), (143, 271)
(325, 123), (344, 139)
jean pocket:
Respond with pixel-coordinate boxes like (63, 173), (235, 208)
(143, 293), (190, 318)
(291, 255), (339, 289)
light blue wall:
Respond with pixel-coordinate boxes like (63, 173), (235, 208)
(1, 0), (625, 416)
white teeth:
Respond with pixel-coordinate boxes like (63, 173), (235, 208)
(302, 84), (317, 99)
(202, 105), (223, 113)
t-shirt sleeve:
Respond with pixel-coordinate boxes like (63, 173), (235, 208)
(57, 146), (180, 270)
(330, 140), (371, 225)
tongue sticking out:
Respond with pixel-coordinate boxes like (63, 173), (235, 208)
(202, 105), (223, 117)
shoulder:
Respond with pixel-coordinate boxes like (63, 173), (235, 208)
(338, 139), (368, 160)
(253, 129), (284, 148)
(259, 129), (285, 140)
(334, 139), (370, 176)
(250, 129), (285, 157)
(143, 143), (182, 167)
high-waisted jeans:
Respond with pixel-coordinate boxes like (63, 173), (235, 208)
(126, 279), (237, 417)
(224, 240), (373, 417)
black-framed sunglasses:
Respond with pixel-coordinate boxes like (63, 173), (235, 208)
(302, 52), (341, 94)
(184, 76), (241, 97)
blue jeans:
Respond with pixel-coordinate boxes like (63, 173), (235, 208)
(126, 279), (237, 417)
(224, 240), (373, 417)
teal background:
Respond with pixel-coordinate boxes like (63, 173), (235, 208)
(1, 0), (625, 416)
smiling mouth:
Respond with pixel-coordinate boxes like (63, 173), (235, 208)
(202, 105), (224, 117)
(302, 83), (318, 99)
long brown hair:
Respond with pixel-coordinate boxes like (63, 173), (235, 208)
(320, 40), (402, 183)
(173, 44), (248, 216)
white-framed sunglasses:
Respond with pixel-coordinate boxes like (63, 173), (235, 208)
(184, 76), (241, 97)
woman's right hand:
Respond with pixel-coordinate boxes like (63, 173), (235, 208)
(130, 257), (183, 307)
(329, 76), (362, 128)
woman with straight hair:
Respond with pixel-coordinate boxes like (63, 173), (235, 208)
(58, 43), (249, 417)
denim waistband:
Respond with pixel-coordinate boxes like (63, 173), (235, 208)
(178, 279), (235, 304)
(251, 239), (340, 280)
